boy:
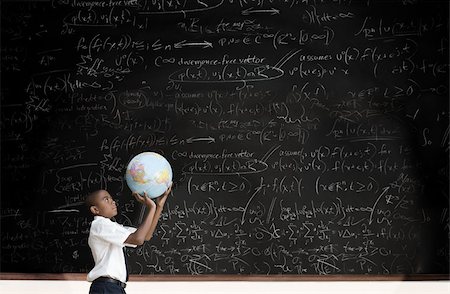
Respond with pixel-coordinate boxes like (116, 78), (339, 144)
(85, 185), (171, 294)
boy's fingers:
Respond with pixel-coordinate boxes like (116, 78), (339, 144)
(142, 193), (154, 203)
(133, 192), (145, 202)
(166, 183), (173, 194)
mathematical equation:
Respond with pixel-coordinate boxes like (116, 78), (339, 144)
(1, 0), (448, 275)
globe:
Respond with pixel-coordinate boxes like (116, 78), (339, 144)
(125, 152), (173, 198)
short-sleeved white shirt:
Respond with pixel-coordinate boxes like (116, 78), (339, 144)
(87, 216), (137, 283)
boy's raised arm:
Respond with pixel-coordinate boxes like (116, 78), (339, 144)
(124, 193), (156, 246)
(145, 184), (172, 240)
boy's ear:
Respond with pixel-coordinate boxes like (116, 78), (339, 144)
(90, 205), (99, 215)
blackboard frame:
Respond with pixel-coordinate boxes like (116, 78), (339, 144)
(1, 273), (449, 281)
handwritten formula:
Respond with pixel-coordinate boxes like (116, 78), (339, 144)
(1, 0), (448, 275)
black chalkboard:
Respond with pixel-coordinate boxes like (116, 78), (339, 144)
(1, 0), (448, 276)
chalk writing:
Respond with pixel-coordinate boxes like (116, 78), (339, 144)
(1, 0), (448, 276)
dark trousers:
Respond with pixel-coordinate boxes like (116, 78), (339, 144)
(89, 280), (126, 294)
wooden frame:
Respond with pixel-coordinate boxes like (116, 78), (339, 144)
(0, 273), (448, 281)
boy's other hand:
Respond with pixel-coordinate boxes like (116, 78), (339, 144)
(155, 182), (172, 207)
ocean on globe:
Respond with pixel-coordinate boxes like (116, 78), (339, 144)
(125, 152), (173, 198)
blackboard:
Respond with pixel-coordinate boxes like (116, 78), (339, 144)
(1, 0), (448, 277)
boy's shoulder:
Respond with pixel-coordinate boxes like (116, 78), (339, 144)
(91, 216), (128, 229)
(90, 216), (114, 229)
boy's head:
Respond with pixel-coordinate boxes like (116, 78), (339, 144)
(85, 190), (118, 218)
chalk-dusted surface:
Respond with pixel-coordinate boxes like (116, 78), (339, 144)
(1, 0), (448, 276)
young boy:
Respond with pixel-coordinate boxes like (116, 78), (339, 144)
(85, 185), (171, 294)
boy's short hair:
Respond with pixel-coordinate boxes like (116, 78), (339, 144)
(85, 190), (103, 213)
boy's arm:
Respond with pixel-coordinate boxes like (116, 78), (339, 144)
(124, 193), (157, 246)
(144, 184), (172, 240)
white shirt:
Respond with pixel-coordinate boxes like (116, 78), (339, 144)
(87, 216), (137, 283)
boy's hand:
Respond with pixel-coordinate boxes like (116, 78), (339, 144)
(132, 192), (156, 209)
(155, 182), (172, 207)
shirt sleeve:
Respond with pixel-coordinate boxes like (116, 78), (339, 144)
(91, 218), (137, 247)
(124, 226), (138, 248)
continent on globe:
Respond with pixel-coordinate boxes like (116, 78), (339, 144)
(129, 163), (148, 184)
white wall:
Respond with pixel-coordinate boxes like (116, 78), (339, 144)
(0, 281), (449, 294)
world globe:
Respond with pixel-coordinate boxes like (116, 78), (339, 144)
(125, 152), (173, 198)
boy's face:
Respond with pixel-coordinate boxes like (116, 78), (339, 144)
(90, 190), (118, 218)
